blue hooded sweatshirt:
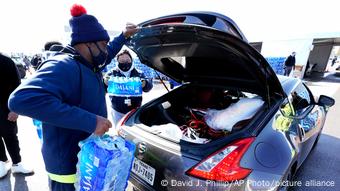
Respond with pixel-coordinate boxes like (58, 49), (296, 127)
(8, 34), (126, 177)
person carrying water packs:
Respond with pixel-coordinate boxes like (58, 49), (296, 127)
(8, 4), (138, 191)
(104, 50), (153, 127)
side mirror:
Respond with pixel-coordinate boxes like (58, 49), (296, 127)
(318, 95), (335, 107)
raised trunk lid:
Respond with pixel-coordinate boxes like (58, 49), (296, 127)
(127, 12), (284, 101)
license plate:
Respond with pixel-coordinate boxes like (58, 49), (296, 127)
(132, 157), (156, 186)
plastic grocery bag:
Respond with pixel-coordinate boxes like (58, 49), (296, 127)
(204, 98), (264, 131)
(75, 134), (136, 191)
(149, 123), (183, 140)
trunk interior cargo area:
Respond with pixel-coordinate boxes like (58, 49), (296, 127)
(136, 85), (265, 144)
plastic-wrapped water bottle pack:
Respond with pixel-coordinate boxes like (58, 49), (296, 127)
(75, 134), (136, 191)
(107, 76), (142, 97)
(266, 57), (286, 75)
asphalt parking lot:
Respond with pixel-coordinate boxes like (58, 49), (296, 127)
(1, 73), (340, 191)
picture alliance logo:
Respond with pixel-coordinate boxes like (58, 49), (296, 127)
(248, 180), (303, 188)
(248, 179), (336, 188)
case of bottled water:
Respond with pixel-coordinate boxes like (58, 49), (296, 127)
(107, 76), (142, 97)
(75, 134), (136, 191)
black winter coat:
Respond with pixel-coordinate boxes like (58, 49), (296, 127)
(284, 55), (296, 67)
(0, 53), (20, 115)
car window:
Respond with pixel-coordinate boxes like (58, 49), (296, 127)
(291, 83), (312, 114)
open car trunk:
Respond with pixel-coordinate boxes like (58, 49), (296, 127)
(133, 84), (265, 144)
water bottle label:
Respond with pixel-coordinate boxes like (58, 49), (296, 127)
(79, 161), (98, 190)
(108, 77), (142, 97)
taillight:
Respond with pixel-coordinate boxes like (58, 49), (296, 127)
(118, 109), (137, 127)
(186, 137), (255, 182)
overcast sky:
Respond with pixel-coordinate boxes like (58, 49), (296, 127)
(1, 0), (340, 54)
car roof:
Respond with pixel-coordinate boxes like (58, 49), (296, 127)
(138, 11), (248, 42)
(277, 75), (301, 96)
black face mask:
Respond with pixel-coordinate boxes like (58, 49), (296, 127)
(118, 62), (132, 72)
(87, 43), (108, 72)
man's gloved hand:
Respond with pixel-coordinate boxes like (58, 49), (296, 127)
(94, 115), (112, 135)
(123, 23), (138, 39)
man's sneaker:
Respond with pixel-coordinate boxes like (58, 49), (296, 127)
(11, 163), (34, 175)
(0, 161), (10, 178)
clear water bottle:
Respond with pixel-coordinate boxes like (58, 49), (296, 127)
(123, 77), (129, 83)
(114, 147), (133, 191)
(118, 77), (124, 83)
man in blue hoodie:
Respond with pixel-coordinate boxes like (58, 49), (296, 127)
(8, 4), (137, 191)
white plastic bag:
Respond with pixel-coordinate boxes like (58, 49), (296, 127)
(149, 124), (210, 144)
(204, 98), (264, 131)
(149, 123), (183, 141)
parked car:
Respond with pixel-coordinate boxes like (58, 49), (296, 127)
(118, 12), (335, 191)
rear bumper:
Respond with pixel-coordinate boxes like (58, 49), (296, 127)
(129, 173), (156, 191)
(129, 170), (284, 191)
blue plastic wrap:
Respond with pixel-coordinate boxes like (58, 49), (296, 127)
(265, 57), (286, 75)
(75, 134), (136, 191)
(32, 119), (43, 143)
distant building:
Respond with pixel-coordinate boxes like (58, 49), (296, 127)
(250, 32), (340, 78)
